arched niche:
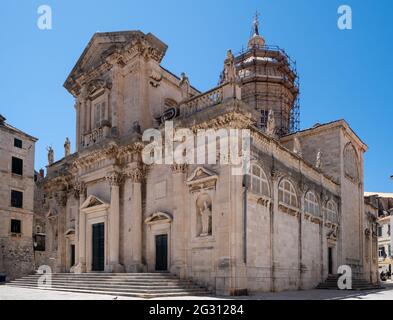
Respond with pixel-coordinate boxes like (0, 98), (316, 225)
(196, 193), (213, 237)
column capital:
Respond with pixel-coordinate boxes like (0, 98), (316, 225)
(55, 191), (68, 207)
(271, 169), (285, 181)
(106, 172), (123, 186)
(171, 164), (188, 174)
(73, 180), (87, 199)
(125, 167), (144, 183)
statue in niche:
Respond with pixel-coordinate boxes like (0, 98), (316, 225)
(64, 137), (71, 157)
(266, 109), (275, 136)
(199, 201), (212, 237)
(47, 146), (54, 165)
(316, 149), (322, 169)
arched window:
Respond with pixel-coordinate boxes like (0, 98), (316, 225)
(304, 191), (321, 217)
(344, 143), (359, 181)
(326, 200), (338, 224)
(279, 179), (298, 208)
(250, 164), (270, 197)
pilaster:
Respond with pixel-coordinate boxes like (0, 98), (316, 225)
(106, 172), (124, 273)
(124, 167), (144, 272)
(170, 164), (188, 278)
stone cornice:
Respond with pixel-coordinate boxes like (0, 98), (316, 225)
(281, 119), (368, 153)
(43, 174), (74, 194)
(74, 143), (119, 169)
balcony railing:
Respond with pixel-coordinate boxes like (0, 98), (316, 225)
(181, 82), (240, 117)
(81, 124), (111, 148)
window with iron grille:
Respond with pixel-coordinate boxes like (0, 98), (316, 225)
(11, 190), (23, 208)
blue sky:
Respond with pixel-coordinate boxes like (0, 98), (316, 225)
(0, 0), (392, 191)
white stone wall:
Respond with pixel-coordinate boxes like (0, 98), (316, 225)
(274, 209), (300, 291)
(246, 199), (272, 292)
(301, 220), (322, 289)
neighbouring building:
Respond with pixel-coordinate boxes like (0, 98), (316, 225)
(363, 195), (379, 283)
(33, 169), (48, 268)
(0, 114), (38, 280)
(365, 192), (393, 277)
(38, 16), (377, 295)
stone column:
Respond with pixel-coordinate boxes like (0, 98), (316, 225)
(106, 172), (124, 273)
(74, 182), (86, 273)
(55, 192), (68, 273)
(171, 164), (187, 278)
(126, 167), (144, 272)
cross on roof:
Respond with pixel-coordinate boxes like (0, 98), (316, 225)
(253, 11), (260, 35)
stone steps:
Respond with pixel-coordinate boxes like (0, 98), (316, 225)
(316, 275), (382, 290)
(19, 275), (182, 281)
(10, 279), (194, 287)
(7, 273), (211, 298)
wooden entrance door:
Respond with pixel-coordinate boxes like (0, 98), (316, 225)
(155, 234), (168, 271)
(328, 247), (333, 275)
(70, 244), (75, 268)
(92, 223), (105, 271)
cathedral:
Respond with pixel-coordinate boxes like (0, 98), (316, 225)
(38, 17), (378, 295)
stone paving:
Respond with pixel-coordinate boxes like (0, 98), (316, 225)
(1, 283), (393, 300)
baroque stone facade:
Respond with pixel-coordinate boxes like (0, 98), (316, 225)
(38, 19), (378, 295)
(0, 115), (37, 280)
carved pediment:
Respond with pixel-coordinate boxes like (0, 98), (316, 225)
(187, 167), (218, 185)
(87, 79), (111, 98)
(65, 228), (76, 237)
(145, 212), (172, 225)
(64, 31), (168, 96)
(81, 195), (109, 210)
